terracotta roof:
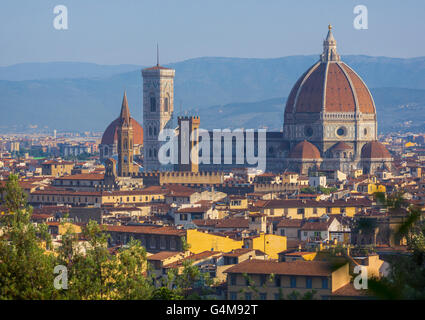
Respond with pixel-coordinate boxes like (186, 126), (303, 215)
(301, 221), (329, 231)
(361, 141), (392, 159)
(56, 173), (104, 181)
(224, 260), (337, 276)
(277, 219), (303, 228)
(177, 205), (211, 213)
(31, 189), (101, 196)
(147, 251), (183, 261)
(289, 141), (321, 159)
(223, 248), (255, 257)
(104, 225), (185, 236)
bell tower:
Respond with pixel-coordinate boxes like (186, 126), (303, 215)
(142, 49), (175, 172)
(117, 91), (134, 177)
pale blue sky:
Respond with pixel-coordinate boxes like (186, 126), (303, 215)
(0, 0), (424, 66)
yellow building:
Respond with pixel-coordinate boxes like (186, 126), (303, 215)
(225, 260), (351, 300)
(186, 229), (287, 260)
(186, 229), (243, 254)
(228, 195), (248, 210)
(41, 160), (74, 177)
(254, 199), (372, 219)
(29, 185), (168, 207)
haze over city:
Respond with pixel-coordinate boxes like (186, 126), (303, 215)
(1, 0), (425, 311)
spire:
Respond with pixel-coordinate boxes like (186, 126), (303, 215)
(156, 43), (159, 66)
(120, 91), (131, 126)
(321, 24), (340, 62)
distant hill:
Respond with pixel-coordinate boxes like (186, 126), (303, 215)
(1, 56), (425, 132)
(0, 62), (141, 81)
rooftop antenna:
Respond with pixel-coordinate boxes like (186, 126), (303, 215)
(156, 43), (159, 66)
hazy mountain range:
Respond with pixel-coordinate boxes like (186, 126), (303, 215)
(1, 55), (425, 133)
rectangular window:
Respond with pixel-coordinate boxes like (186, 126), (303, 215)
(259, 293), (267, 300)
(230, 274), (236, 286)
(274, 293), (281, 300)
(230, 292), (237, 300)
(275, 276), (281, 287)
(260, 275), (266, 286)
(150, 238), (156, 249)
(322, 278), (329, 289)
(306, 277), (312, 289)
(290, 276), (297, 288)
(245, 293), (252, 300)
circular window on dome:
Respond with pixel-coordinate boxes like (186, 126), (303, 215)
(336, 126), (347, 137)
(304, 126), (313, 137)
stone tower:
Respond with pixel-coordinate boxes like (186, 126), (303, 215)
(142, 58), (175, 171)
(117, 92), (134, 177)
(177, 116), (200, 173)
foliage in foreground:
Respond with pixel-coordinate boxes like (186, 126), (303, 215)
(0, 174), (211, 300)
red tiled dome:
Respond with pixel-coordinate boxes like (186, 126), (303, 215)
(100, 117), (143, 145)
(331, 142), (353, 151)
(285, 27), (375, 116)
(361, 141), (391, 159)
(285, 61), (375, 115)
(289, 141), (321, 159)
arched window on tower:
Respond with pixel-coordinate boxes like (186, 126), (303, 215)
(149, 126), (152, 136)
(150, 95), (156, 112)
(164, 96), (169, 113)
(153, 126), (157, 136)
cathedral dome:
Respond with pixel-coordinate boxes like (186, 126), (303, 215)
(101, 117), (144, 145)
(284, 26), (375, 116)
(289, 140), (321, 159)
(330, 142), (353, 151)
(361, 141), (391, 159)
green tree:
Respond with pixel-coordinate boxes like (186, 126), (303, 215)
(0, 174), (59, 299)
(367, 190), (425, 299)
(110, 238), (153, 299)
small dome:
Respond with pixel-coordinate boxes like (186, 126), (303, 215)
(101, 117), (144, 145)
(289, 141), (321, 159)
(361, 141), (391, 159)
(331, 142), (353, 151)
